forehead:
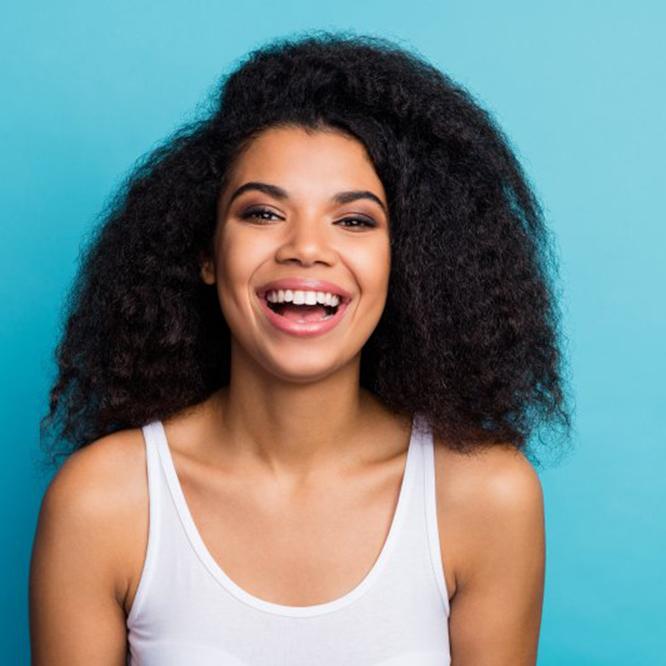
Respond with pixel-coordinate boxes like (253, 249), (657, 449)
(227, 125), (386, 201)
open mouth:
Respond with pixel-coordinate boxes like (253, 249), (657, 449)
(265, 299), (340, 322)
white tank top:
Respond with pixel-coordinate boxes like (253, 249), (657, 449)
(126, 412), (451, 665)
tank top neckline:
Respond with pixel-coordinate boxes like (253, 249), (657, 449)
(151, 412), (422, 618)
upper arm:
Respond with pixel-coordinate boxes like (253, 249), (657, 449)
(445, 446), (545, 666)
(29, 437), (136, 665)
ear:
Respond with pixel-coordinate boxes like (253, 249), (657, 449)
(199, 251), (216, 285)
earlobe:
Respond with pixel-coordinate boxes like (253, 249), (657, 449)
(199, 254), (216, 285)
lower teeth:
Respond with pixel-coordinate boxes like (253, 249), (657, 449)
(267, 302), (338, 319)
(292, 312), (335, 321)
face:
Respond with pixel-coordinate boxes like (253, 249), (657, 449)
(201, 125), (391, 383)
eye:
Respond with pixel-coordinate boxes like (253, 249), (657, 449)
(336, 216), (377, 230)
(239, 208), (377, 229)
(240, 207), (281, 223)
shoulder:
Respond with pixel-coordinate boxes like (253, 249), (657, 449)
(435, 437), (543, 519)
(35, 427), (148, 605)
(42, 427), (147, 518)
(433, 437), (544, 594)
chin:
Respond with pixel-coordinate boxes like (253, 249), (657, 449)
(261, 353), (354, 384)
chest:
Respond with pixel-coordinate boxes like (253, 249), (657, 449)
(124, 451), (422, 613)
(189, 468), (405, 605)
(123, 434), (465, 613)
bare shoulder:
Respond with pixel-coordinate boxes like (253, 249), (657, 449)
(35, 426), (148, 607)
(435, 435), (543, 518)
(48, 426), (146, 490)
(436, 443), (541, 500)
(30, 426), (150, 663)
(433, 436), (544, 599)
(42, 426), (147, 530)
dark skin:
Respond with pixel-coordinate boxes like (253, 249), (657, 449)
(30, 127), (545, 665)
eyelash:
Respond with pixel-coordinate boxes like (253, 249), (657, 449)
(240, 207), (377, 229)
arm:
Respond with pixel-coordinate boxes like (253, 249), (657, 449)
(29, 440), (132, 665)
(445, 446), (546, 666)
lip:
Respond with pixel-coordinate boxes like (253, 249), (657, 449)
(256, 278), (352, 303)
(257, 296), (350, 337)
(255, 278), (353, 338)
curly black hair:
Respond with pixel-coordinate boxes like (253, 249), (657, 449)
(39, 29), (572, 472)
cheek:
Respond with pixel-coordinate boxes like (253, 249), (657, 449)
(217, 229), (269, 293)
(350, 240), (391, 295)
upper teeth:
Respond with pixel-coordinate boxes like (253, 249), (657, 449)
(265, 289), (341, 307)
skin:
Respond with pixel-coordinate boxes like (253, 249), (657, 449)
(29, 126), (545, 665)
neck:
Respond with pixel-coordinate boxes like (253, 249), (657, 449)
(209, 343), (382, 482)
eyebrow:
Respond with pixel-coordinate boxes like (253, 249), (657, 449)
(227, 181), (388, 214)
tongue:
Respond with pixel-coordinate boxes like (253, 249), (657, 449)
(280, 304), (328, 322)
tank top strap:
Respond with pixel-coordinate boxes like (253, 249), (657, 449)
(418, 413), (450, 616)
(125, 420), (165, 627)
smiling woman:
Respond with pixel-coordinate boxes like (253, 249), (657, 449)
(32, 30), (571, 666)
(202, 126), (392, 358)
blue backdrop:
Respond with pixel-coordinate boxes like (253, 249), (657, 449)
(3, 1), (664, 663)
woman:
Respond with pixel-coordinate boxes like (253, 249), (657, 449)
(31, 32), (571, 665)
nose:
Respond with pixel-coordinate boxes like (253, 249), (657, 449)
(274, 213), (336, 266)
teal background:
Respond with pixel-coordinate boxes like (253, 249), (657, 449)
(3, 1), (664, 663)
